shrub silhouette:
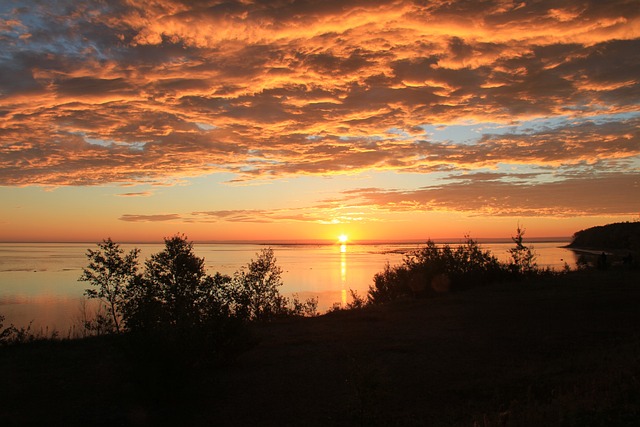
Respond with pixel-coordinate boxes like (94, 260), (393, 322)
(368, 236), (512, 304)
(288, 294), (320, 317)
(0, 315), (28, 345)
(369, 262), (411, 304)
(0, 314), (44, 345)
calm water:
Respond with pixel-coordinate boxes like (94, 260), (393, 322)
(0, 241), (576, 332)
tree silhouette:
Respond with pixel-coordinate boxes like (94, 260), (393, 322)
(231, 248), (287, 321)
(80, 238), (140, 333)
(508, 226), (537, 275)
(124, 234), (230, 331)
(80, 236), (300, 336)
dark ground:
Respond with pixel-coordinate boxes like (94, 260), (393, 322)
(2, 268), (639, 426)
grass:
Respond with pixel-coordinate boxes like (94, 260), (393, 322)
(1, 268), (639, 426)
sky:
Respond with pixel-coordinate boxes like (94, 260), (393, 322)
(1, 0), (639, 243)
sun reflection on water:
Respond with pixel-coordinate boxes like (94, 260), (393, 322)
(340, 244), (347, 306)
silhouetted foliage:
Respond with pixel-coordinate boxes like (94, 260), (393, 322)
(345, 289), (367, 310)
(368, 232), (543, 304)
(508, 226), (538, 275)
(0, 315), (19, 345)
(123, 234), (231, 332)
(229, 248), (289, 321)
(369, 262), (411, 304)
(288, 294), (320, 317)
(79, 235), (258, 376)
(80, 236), (310, 340)
(0, 314), (39, 345)
(0, 315), (10, 343)
(79, 238), (140, 333)
(569, 221), (640, 251)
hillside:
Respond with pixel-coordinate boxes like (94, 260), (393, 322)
(568, 221), (640, 251)
(2, 268), (639, 426)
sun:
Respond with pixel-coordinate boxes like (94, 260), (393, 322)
(338, 234), (348, 243)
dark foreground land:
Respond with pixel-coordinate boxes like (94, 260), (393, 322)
(2, 269), (640, 426)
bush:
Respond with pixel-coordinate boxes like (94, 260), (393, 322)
(369, 262), (411, 304)
(288, 294), (320, 317)
(368, 237), (504, 304)
(0, 315), (38, 345)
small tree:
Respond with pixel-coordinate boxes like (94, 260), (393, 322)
(79, 238), (140, 333)
(509, 225), (537, 275)
(368, 237), (504, 303)
(231, 248), (287, 321)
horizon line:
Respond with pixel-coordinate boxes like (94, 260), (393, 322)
(0, 236), (573, 245)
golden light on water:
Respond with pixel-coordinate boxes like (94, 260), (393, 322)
(341, 242), (347, 307)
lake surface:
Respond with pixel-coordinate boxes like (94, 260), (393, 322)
(0, 241), (576, 333)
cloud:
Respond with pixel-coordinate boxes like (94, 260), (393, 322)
(119, 214), (181, 222)
(0, 0), (638, 188)
(324, 173), (640, 217)
(116, 207), (369, 225)
(116, 191), (152, 197)
(117, 169), (639, 225)
(189, 208), (363, 224)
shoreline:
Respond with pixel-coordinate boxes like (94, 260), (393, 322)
(564, 245), (638, 256)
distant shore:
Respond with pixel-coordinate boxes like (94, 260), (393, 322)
(0, 237), (573, 245)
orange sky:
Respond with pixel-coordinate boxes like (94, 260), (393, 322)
(1, 0), (639, 242)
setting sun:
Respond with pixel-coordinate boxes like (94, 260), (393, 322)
(338, 234), (349, 243)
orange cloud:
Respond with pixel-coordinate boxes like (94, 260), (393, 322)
(0, 0), (638, 194)
(116, 191), (153, 197)
(119, 214), (181, 222)
(116, 170), (639, 226)
(323, 172), (640, 217)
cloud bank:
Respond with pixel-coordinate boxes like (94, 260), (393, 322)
(1, 0), (638, 218)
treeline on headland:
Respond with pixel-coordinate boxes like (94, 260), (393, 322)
(568, 221), (640, 252)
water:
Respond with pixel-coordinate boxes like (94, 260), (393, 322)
(0, 241), (576, 332)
